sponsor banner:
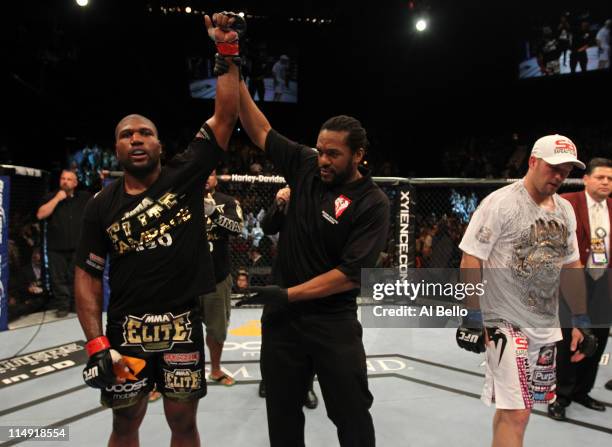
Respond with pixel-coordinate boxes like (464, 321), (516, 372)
(396, 183), (414, 281)
(0, 176), (10, 331)
(219, 174), (286, 184)
(0, 341), (87, 388)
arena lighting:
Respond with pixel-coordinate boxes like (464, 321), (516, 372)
(415, 18), (427, 32)
(185, 6), (192, 13)
(238, 12), (245, 17)
(76, 0), (88, 6)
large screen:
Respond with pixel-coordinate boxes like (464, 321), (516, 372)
(519, 12), (610, 79)
(188, 44), (298, 103)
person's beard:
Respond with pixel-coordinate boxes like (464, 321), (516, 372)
(120, 156), (159, 178)
(322, 161), (355, 186)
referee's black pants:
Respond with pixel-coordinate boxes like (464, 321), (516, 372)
(261, 311), (375, 447)
(556, 273), (611, 406)
(48, 249), (76, 312)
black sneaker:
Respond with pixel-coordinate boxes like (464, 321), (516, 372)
(304, 389), (318, 409)
(258, 381), (266, 398)
(55, 310), (69, 318)
(605, 380), (612, 391)
(547, 401), (567, 421)
(574, 395), (606, 412)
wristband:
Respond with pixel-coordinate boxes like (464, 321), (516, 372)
(465, 309), (482, 323)
(216, 42), (239, 56)
(86, 336), (110, 356)
(572, 314), (591, 329)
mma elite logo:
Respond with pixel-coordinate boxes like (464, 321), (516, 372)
(122, 312), (192, 351)
(163, 368), (202, 392)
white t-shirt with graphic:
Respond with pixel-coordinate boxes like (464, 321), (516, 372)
(459, 180), (579, 344)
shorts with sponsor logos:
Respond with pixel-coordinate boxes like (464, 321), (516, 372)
(102, 309), (206, 409)
(481, 321), (556, 410)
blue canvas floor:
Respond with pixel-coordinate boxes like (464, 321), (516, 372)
(1, 308), (611, 446)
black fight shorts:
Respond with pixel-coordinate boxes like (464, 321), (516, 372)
(102, 309), (206, 409)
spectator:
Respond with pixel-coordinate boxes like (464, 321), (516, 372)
(235, 270), (249, 293)
(8, 248), (47, 321)
(36, 170), (91, 317)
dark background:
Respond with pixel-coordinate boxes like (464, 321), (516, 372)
(3, 0), (611, 175)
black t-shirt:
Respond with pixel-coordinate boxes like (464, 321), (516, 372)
(572, 31), (593, 51)
(76, 125), (222, 320)
(40, 190), (91, 251)
(207, 190), (243, 283)
(538, 38), (562, 63)
(265, 129), (390, 315)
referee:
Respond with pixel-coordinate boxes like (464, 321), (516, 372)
(231, 58), (390, 446)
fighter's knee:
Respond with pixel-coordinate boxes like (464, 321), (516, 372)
(497, 408), (531, 428)
(165, 403), (198, 434)
(167, 414), (197, 434)
(112, 402), (147, 435)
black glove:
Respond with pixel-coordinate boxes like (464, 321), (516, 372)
(219, 11), (247, 37)
(82, 336), (118, 389)
(210, 11), (247, 57)
(577, 328), (598, 357)
(572, 314), (598, 358)
(456, 309), (486, 354)
(236, 285), (288, 307)
(213, 52), (242, 77)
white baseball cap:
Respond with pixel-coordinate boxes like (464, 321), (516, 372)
(531, 134), (585, 170)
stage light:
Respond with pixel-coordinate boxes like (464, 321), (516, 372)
(416, 18), (427, 32)
(238, 12), (245, 17)
(76, 0), (88, 6)
(185, 7), (192, 14)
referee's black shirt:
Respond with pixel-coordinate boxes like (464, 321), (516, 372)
(266, 129), (390, 316)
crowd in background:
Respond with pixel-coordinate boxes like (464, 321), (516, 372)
(4, 119), (611, 323)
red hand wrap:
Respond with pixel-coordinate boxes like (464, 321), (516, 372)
(86, 336), (111, 357)
(216, 42), (239, 56)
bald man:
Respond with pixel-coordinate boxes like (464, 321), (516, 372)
(37, 169), (91, 317)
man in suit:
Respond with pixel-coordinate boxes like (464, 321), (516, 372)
(549, 157), (612, 420)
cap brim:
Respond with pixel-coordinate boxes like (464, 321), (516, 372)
(541, 155), (586, 170)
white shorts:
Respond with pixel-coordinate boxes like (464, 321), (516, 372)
(481, 322), (556, 409)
